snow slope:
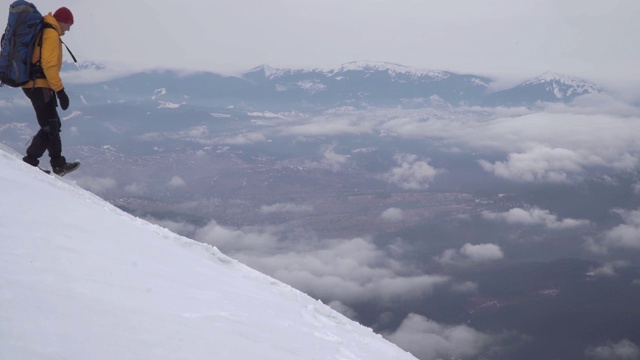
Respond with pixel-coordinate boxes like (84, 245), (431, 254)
(0, 147), (416, 360)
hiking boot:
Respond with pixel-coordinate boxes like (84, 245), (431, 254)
(52, 161), (80, 176)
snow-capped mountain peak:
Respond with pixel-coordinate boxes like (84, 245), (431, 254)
(248, 61), (451, 81)
(20, 60), (608, 109)
(247, 64), (322, 79)
(332, 61), (450, 79)
(520, 72), (601, 98)
(62, 59), (108, 72)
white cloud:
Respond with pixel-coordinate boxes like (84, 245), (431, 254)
(320, 145), (350, 171)
(383, 107), (640, 183)
(437, 243), (504, 266)
(124, 182), (146, 195)
(479, 147), (590, 183)
(194, 221), (449, 304)
(328, 301), (357, 320)
(138, 126), (215, 144)
(589, 209), (640, 254)
(76, 176), (117, 194)
(584, 237), (609, 255)
(451, 281), (479, 294)
(300, 144), (351, 171)
(194, 220), (281, 254)
(260, 203), (314, 214)
(384, 313), (491, 360)
(586, 339), (640, 360)
(381, 208), (404, 222)
(279, 112), (376, 137)
(180, 126), (208, 138)
(482, 207), (590, 229)
(168, 176), (186, 187)
(460, 243), (504, 262)
(144, 217), (199, 238)
(267, 103), (640, 186)
(381, 153), (442, 190)
(217, 132), (268, 145)
(586, 261), (629, 279)
(473, 110), (640, 182)
(602, 209), (640, 250)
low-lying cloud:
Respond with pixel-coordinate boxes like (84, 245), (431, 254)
(586, 339), (640, 359)
(271, 98), (640, 184)
(300, 144), (351, 171)
(480, 146), (597, 183)
(381, 153), (442, 190)
(381, 207), (404, 221)
(217, 131), (268, 145)
(592, 209), (640, 253)
(77, 176), (117, 194)
(482, 207), (590, 229)
(260, 202), (314, 214)
(319, 144), (350, 171)
(437, 243), (504, 266)
(586, 261), (629, 279)
(168, 175), (186, 187)
(385, 313), (492, 360)
(193, 220), (449, 304)
(605, 209), (640, 249)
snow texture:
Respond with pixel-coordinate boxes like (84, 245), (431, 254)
(0, 146), (416, 360)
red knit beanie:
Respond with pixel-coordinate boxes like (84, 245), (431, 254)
(53, 7), (74, 25)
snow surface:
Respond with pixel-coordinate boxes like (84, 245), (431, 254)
(0, 147), (416, 360)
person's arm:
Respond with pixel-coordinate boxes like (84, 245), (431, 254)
(40, 28), (64, 92)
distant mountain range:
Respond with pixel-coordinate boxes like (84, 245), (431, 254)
(4, 61), (603, 112)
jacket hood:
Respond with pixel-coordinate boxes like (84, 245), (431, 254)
(44, 14), (63, 36)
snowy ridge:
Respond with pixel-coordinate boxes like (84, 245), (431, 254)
(520, 71), (601, 98)
(36, 61), (607, 108)
(0, 148), (416, 360)
(62, 60), (107, 72)
(255, 61), (450, 80)
(332, 61), (450, 79)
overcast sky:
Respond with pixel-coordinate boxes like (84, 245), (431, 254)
(35, 0), (639, 86)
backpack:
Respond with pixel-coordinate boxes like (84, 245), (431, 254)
(0, 0), (76, 88)
(0, 1), (45, 87)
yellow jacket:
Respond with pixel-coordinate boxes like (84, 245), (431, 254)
(21, 14), (64, 92)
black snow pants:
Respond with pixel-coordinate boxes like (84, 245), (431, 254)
(22, 87), (66, 168)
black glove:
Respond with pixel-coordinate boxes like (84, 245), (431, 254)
(57, 89), (69, 110)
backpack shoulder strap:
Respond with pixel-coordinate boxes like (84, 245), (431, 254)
(61, 41), (77, 63)
(39, 22), (78, 63)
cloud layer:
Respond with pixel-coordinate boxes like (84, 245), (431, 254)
(193, 221), (449, 304)
(482, 207), (590, 229)
(268, 98), (640, 184)
(588, 209), (640, 253)
(437, 243), (505, 266)
(385, 313), (491, 360)
(381, 154), (442, 190)
(586, 339), (640, 359)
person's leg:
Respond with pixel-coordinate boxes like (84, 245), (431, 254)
(22, 88), (66, 168)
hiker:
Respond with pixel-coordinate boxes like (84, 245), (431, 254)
(21, 6), (79, 175)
